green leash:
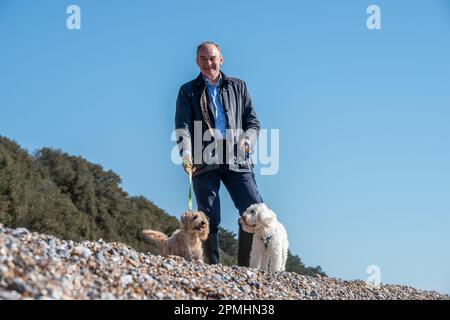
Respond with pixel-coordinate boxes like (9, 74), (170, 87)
(188, 170), (193, 211)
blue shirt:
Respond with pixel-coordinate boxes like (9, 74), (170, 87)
(204, 75), (227, 139)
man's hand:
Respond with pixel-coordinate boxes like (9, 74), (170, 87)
(182, 154), (196, 175)
(239, 138), (251, 156)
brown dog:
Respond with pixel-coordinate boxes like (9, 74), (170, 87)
(142, 210), (209, 261)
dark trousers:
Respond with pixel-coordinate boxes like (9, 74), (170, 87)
(192, 164), (262, 266)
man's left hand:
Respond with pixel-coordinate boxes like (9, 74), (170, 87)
(239, 138), (251, 155)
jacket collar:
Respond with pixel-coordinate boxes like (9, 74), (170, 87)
(194, 71), (229, 87)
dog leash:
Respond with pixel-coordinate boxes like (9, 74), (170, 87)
(244, 142), (264, 202)
(188, 170), (193, 211)
(246, 153), (252, 174)
(244, 141), (253, 175)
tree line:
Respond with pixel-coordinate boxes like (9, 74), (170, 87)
(0, 135), (325, 276)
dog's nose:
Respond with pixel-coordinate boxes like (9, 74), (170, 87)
(201, 221), (206, 226)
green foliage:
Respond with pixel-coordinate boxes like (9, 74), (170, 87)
(0, 135), (325, 277)
(0, 137), (88, 240)
(0, 136), (178, 255)
(285, 251), (327, 276)
(219, 227), (238, 257)
(218, 227), (238, 265)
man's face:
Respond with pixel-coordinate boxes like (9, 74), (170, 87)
(196, 44), (223, 81)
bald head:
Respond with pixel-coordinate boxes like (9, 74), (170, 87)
(197, 42), (221, 55)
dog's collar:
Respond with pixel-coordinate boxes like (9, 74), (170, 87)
(261, 235), (273, 249)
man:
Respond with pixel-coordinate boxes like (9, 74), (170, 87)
(175, 41), (263, 266)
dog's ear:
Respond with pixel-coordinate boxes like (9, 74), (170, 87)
(200, 223), (209, 241)
(180, 211), (189, 232)
(256, 203), (268, 215)
(261, 210), (276, 226)
(199, 211), (209, 241)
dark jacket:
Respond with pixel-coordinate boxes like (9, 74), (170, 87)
(175, 71), (260, 176)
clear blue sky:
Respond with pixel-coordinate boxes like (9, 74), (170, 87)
(1, 0), (449, 294)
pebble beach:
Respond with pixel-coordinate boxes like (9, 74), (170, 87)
(1, 224), (448, 300)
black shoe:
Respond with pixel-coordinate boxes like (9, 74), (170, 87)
(238, 224), (254, 267)
(204, 232), (220, 264)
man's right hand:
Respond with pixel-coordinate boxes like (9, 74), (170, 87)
(182, 154), (196, 175)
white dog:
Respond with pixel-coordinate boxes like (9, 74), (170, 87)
(239, 203), (289, 272)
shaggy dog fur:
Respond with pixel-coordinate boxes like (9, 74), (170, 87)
(240, 203), (289, 272)
(143, 210), (209, 261)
